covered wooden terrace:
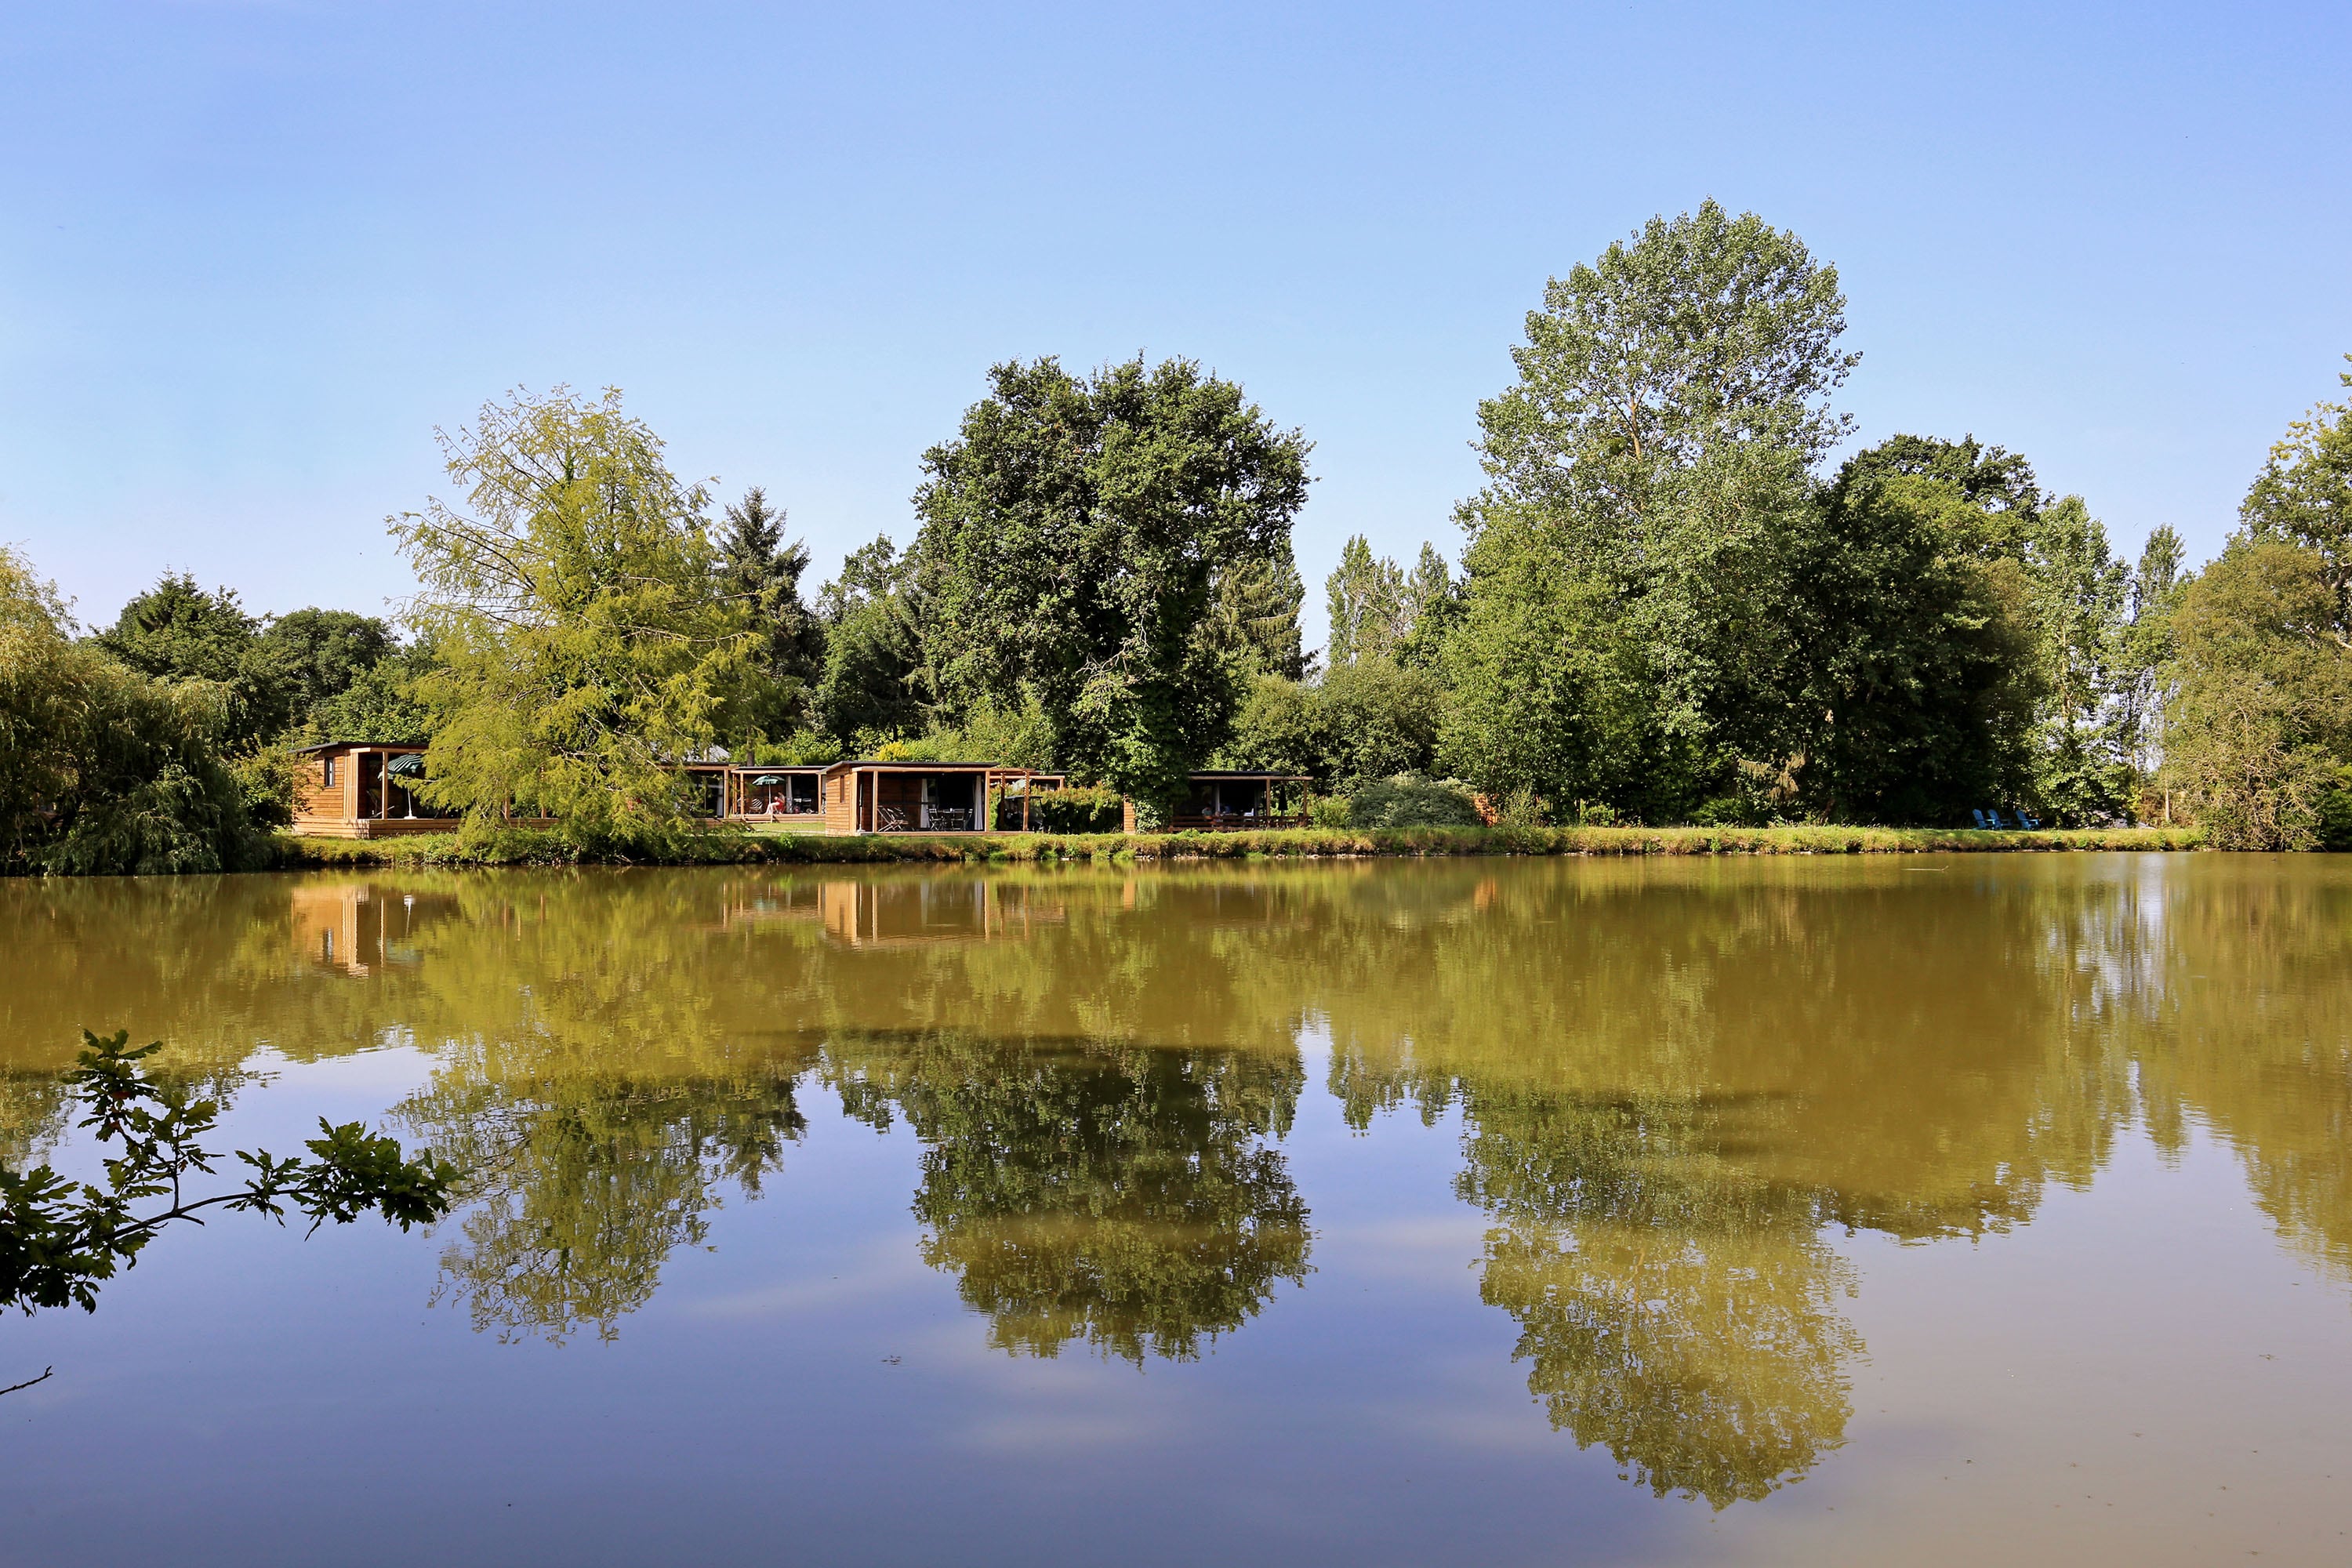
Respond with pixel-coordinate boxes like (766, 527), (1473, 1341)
(818, 761), (1058, 835)
(1171, 771), (1313, 831)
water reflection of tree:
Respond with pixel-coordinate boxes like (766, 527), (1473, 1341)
(829, 1030), (1308, 1363)
(1459, 1087), (1860, 1507)
(397, 1048), (805, 1342)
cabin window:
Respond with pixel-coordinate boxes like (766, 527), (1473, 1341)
(323, 757), (338, 786)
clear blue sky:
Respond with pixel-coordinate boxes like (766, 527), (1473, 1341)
(4, 2), (2347, 649)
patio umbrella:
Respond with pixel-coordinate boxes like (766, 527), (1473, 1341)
(386, 753), (426, 778)
(750, 775), (787, 786)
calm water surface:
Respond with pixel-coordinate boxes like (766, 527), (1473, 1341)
(2, 855), (2349, 1566)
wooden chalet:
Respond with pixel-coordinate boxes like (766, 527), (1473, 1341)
(290, 742), (463, 838)
(1122, 771), (1314, 833)
(818, 760), (1055, 835)
(727, 764), (826, 823)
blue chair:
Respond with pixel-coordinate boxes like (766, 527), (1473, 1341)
(2013, 810), (2042, 830)
(1973, 808), (2005, 829)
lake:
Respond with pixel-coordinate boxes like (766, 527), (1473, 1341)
(2, 855), (2349, 1566)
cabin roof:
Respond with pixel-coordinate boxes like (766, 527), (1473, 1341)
(820, 759), (1022, 772)
(1187, 770), (1313, 780)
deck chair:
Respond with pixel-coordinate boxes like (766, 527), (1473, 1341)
(2013, 810), (2041, 830)
(1972, 808), (2001, 829)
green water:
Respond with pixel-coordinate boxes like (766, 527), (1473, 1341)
(2, 855), (2349, 1565)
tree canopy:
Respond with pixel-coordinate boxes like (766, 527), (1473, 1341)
(910, 356), (1311, 818)
(389, 386), (760, 838)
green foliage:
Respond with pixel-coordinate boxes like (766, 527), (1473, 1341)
(911, 355), (1312, 811)
(389, 386), (758, 839)
(1210, 552), (1309, 681)
(1343, 774), (1484, 829)
(246, 609), (401, 737)
(1223, 661), (1445, 790)
(2241, 354), (2352, 628)
(301, 643), (435, 743)
(815, 537), (927, 744)
(1, 1029), (456, 1315)
(745, 730), (844, 767)
(831, 1032), (1308, 1363)
(2, 550), (276, 875)
(1325, 536), (1459, 673)
(717, 485), (826, 741)
(2155, 365), (2352, 850)
(93, 572), (256, 687)
(1025, 785), (1125, 834)
(1792, 463), (2042, 822)
(2161, 538), (2351, 848)
(2318, 764), (2352, 851)
(1448, 204), (1855, 821)
(1326, 535), (1408, 667)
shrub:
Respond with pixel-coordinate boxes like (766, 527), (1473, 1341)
(1025, 785), (1124, 834)
(1344, 774), (1484, 829)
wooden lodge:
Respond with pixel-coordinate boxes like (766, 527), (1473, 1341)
(1122, 771), (1313, 833)
(290, 742), (466, 838)
(818, 760), (1058, 835)
(727, 764), (826, 824)
(289, 746), (1302, 840)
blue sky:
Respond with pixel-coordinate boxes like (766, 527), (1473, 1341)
(3, 2), (2347, 648)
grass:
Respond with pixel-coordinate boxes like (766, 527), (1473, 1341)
(270, 822), (2205, 869)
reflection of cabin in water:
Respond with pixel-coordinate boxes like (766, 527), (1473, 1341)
(291, 742), (466, 838)
(819, 879), (1066, 947)
(289, 882), (456, 975)
(1121, 771), (1313, 833)
(820, 761), (1058, 835)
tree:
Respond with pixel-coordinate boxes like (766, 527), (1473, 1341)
(2158, 365), (2352, 848)
(1448, 202), (1855, 818)
(2, 548), (272, 874)
(2115, 525), (2187, 802)
(1791, 463), (2042, 822)
(388, 387), (758, 838)
(1396, 543), (1462, 670)
(717, 486), (826, 739)
(2022, 495), (2133, 824)
(2161, 538), (2350, 848)
(93, 572), (281, 746)
(2241, 354), (2352, 630)
(814, 535), (927, 743)
(2, 1030), (456, 1319)
(1324, 535), (1406, 667)
(1210, 550), (1309, 681)
(246, 608), (400, 737)
(94, 572), (256, 688)
(911, 356), (1311, 818)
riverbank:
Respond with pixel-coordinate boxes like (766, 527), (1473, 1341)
(270, 822), (2204, 868)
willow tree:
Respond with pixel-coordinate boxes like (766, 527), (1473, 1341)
(911, 356), (1311, 819)
(389, 387), (757, 837)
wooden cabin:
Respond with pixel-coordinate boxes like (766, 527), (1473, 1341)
(1122, 771), (1314, 833)
(818, 760), (1052, 835)
(727, 765), (826, 823)
(291, 742), (462, 838)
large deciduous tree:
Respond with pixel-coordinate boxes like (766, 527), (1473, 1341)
(2161, 364), (2352, 848)
(388, 387), (757, 838)
(1446, 201), (1853, 819)
(911, 356), (1310, 818)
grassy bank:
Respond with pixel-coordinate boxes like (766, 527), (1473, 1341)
(271, 822), (2205, 869)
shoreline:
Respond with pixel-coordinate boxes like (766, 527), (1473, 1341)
(269, 822), (2206, 869)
